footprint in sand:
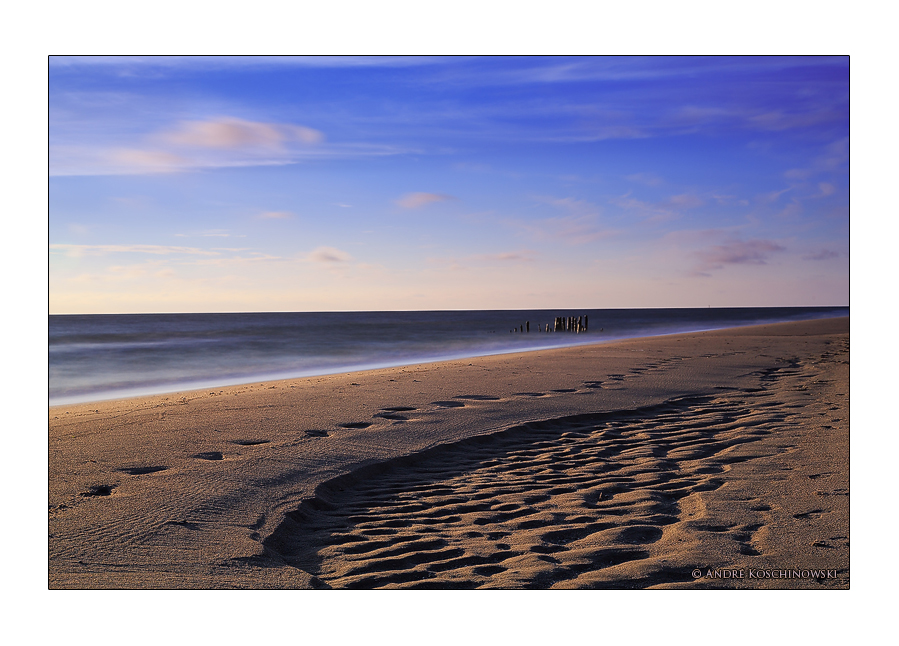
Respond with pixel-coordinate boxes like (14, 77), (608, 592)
(232, 439), (270, 446)
(339, 422), (373, 429)
(81, 484), (115, 497)
(374, 412), (411, 421)
(118, 466), (168, 475)
(454, 395), (501, 401)
(431, 401), (465, 408)
(193, 451), (224, 461)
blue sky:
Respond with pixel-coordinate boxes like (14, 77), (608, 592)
(49, 56), (848, 313)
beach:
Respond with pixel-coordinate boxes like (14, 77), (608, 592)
(48, 317), (849, 589)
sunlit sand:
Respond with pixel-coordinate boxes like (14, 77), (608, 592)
(49, 317), (848, 589)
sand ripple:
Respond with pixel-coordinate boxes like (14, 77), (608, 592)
(267, 387), (797, 589)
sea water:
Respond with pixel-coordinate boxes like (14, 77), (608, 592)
(48, 307), (847, 406)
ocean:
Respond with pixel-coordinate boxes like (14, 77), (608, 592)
(48, 307), (847, 406)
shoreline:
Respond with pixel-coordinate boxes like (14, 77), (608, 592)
(49, 317), (849, 589)
(49, 314), (849, 408)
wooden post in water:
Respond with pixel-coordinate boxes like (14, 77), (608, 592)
(585, 315), (588, 331)
(526, 321), (530, 333)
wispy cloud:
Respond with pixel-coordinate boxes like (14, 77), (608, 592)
(396, 192), (456, 209)
(747, 110), (841, 132)
(626, 172), (664, 187)
(759, 187), (791, 204)
(173, 230), (246, 238)
(692, 239), (785, 275)
(782, 137), (849, 181)
(124, 117), (323, 173)
(108, 149), (188, 173)
(516, 196), (613, 244)
(190, 252), (282, 266)
(478, 250), (538, 263)
(611, 191), (703, 222)
(256, 211), (294, 220)
(307, 246), (353, 263)
(664, 194), (704, 209)
(54, 116), (327, 176)
(817, 182), (836, 197)
(160, 117), (323, 149)
(427, 249), (538, 272)
(199, 229), (238, 237)
(49, 243), (220, 258)
(50, 56), (449, 72)
(803, 249), (839, 261)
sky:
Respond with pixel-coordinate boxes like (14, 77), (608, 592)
(48, 56), (849, 314)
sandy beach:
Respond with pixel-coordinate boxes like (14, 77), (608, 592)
(48, 317), (849, 589)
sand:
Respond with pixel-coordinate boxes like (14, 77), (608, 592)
(48, 317), (849, 589)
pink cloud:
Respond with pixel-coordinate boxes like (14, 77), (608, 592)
(396, 192), (456, 209)
(162, 117), (323, 150)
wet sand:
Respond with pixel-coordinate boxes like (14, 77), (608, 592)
(48, 317), (849, 589)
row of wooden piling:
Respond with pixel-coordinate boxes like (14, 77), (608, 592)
(511, 315), (591, 334)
